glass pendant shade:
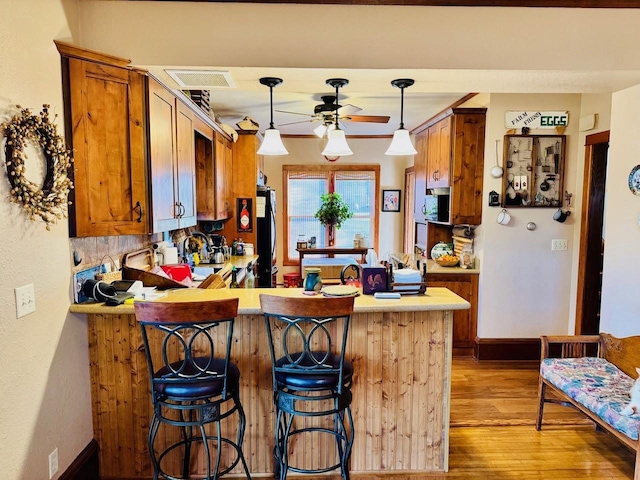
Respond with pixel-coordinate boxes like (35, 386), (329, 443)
(314, 123), (336, 138)
(258, 128), (288, 155)
(258, 76), (288, 156)
(385, 128), (417, 155)
(321, 128), (353, 156)
(386, 78), (416, 156)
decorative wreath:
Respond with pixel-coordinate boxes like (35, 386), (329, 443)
(2, 105), (74, 230)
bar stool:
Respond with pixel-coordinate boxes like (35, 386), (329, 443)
(260, 294), (355, 480)
(134, 299), (251, 480)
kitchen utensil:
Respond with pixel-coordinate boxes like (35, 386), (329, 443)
(496, 209), (511, 225)
(554, 141), (560, 173)
(540, 178), (550, 191)
(491, 140), (504, 178)
(213, 248), (225, 264)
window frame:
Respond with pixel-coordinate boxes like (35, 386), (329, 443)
(282, 164), (380, 266)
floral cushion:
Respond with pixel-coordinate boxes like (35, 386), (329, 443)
(541, 357), (640, 440)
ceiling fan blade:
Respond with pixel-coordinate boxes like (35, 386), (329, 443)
(278, 118), (318, 126)
(275, 110), (314, 117)
(342, 115), (391, 123)
(336, 104), (362, 116)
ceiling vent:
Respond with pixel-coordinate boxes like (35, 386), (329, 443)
(165, 69), (236, 89)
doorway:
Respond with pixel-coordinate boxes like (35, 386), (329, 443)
(575, 131), (609, 335)
(403, 167), (415, 255)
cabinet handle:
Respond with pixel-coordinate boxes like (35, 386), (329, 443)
(134, 201), (143, 223)
(421, 203), (427, 214)
(180, 203), (185, 218)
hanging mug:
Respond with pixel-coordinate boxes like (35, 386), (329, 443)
(553, 208), (571, 223)
(496, 209), (511, 226)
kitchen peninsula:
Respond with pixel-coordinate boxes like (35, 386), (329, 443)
(70, 287), (469, 479)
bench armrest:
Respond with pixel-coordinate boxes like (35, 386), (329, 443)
(540, 334), (602, 360)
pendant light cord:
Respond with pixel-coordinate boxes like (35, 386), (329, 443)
(269, 85), (275, 129)
(399, 86), (405, 130)
(334, 83), (340, 129)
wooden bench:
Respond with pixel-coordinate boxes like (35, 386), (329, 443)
(536, 333), (640, 480)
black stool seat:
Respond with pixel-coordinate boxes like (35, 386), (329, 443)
(134, 299), (251, 480)
(275, 352), (353, 390)
(154, 358), (240, 398)
(261, 294), (355, 480)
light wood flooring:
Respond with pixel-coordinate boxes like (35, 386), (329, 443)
(320, 358), (636, 480)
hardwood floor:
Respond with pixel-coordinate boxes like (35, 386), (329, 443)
(319, 358), (636, 479)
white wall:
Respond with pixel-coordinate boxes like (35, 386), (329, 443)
(262, 136), (407, 282)
(0, 2), (94, 480)
(476, 94), (582, 338)
(600, 84), (640, 337)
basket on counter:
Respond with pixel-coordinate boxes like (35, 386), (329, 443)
(435, 255), (460, 267)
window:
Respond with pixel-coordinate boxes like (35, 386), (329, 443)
(283, 164), (380, 264)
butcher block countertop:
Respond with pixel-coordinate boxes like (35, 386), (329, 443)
(69, 286), (470, 315)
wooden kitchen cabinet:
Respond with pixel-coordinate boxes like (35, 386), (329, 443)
(427, 273), (478, 357)
(426, 116), (452, 189)
(219, 131), (263, 248)
(195, 119), (232, 221)
(148, 77), (197, 232)
(414, 108), (486, 227)
(59, 45), (148, 237)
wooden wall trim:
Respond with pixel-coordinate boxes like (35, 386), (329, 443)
(585, 130), (610, 145)
(59, 439), (99, 480)
(475, 337), (541, 361)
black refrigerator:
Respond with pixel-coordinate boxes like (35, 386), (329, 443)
(256, 186), (277, 287)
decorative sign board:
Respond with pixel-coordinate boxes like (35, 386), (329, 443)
(505, 111), (569, 129)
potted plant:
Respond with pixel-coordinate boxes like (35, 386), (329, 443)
(315, 193), (353, 229)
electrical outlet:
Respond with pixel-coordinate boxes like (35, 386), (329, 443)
(551, 239), (568, 251)
(14, 283), (36, 318)
(48, 447), (58, 478)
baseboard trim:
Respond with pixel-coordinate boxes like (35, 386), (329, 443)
(59, 438), (99, 480)
(474, 337), (541, 361)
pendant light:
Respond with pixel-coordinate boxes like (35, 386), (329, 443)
(385, 78), (417, 156)
(257, 77), (289, 156)
(313, 122), (336, 138)
(321, 78), (353, 157)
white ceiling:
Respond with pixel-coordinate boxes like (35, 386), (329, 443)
(78, 1), (640, 137)
(145, 65), (640, 137)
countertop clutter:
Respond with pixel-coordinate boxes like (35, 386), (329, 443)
(69, 286), (470, 315)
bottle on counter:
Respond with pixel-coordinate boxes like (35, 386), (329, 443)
(229, 267), (239, 289)
(245, 267), (255, 288)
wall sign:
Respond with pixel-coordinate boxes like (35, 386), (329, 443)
(505, 111), (569, 129)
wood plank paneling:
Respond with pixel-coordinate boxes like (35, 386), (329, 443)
(88, 309), (452, 477)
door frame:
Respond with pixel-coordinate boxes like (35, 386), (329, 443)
(574, 130), (609, 334)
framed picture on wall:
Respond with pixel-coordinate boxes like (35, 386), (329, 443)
(382, 189), (401, 212)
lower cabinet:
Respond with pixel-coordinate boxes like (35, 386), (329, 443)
(427, 273), (478, 357)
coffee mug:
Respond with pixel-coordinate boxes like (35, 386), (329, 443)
(496, 209), (511, 226)
(553, 209), (571, 223)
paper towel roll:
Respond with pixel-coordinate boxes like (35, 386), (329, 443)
(161, 247), (178, 265)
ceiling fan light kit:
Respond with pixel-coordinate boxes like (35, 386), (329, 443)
(321, 78), (354, 157)
(257, 76), (289, 156)
(385, 78), (417, 156)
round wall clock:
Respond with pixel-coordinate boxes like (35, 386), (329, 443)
(629, 165), (640, 196)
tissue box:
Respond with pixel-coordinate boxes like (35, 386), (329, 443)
(362, 265), (388, 295)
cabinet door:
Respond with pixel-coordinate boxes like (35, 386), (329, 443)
(427, 117), (452, 189)
(413, 130), (428, 219)
(175, 100), (196, 228)
(214, 133), (231, 219)
(427, 275), (477, 355)
(67, 58), (148, 236)
(195, 121), (216, 220)
(148, 78), (179, 232)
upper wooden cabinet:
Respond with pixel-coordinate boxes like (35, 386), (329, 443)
(147, 77), (196, 232)
(195, 117), (232, 222)
(57, 41), (231, 237)
(414, 108), (486, 226)
(62, 55), (148, 236)
(426, 116), (452, 189)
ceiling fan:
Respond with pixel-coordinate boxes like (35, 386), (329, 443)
(276, 95), (390, 137)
